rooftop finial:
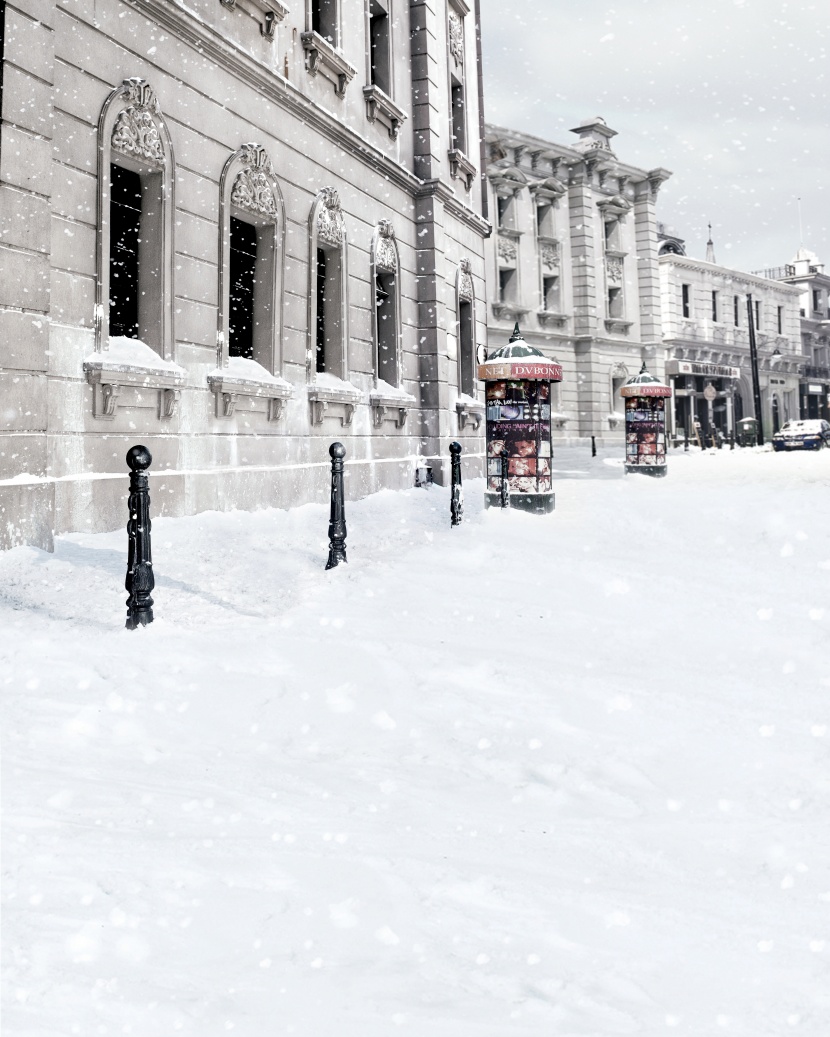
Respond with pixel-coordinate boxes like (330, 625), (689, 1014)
(509, 322), (522, 342)
(705, 222), (716, 265)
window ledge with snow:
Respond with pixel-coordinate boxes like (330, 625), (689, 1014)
(369, 382), (416, 429)
(300, 31), (356, 97)
(219, 0), (288, 40)
(537, 310), (570, 329)
(363, 85), (407, 140)
(83, 338), (187, 420)
(604, 318), (634, 335)
(550, 411), (570, 429)
(608, 411), (626, 430)
(207, 357), (294, 420)
(456, 393), (484, 432)
(308, 374), (363, 427)
(448, 148), (477, 191)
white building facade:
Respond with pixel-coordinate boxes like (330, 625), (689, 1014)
(659, 252), (802, 441)
(0, 0), (489, 551)
(754, 248), (830, 422)
(483, 118), (671, 442)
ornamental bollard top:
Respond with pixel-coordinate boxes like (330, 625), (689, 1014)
(125, 445), (154, 629)
(620, 362), (672, 477)
(325, 441), (348, 569)
(449, 441), (463, 527)
(478, 323), (563, 513)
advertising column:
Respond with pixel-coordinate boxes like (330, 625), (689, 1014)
(620, 363), (673, 477)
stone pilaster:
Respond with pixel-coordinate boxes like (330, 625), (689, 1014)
(0, 0), (56, 548)
(409, 0), (443, 183)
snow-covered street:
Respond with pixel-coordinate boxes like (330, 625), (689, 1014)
(3, 445), (830, 1036)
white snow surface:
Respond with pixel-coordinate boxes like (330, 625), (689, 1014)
(3, 447), (830, 1036)
(85, 337), (186, 375)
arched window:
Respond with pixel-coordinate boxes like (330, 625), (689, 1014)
(307, 187), (349, 382)
(217, 144), (285, 374)
(456, 257), (476, 397)
(371, 220), (401, 388)
(95, 78), (175, 359)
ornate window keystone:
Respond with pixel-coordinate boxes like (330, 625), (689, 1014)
(231, 144), (279, 219)
(448, 10), (463, 65)
(317, 186), (345, 247)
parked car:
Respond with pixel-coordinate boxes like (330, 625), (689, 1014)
(772, 419), (830, 451)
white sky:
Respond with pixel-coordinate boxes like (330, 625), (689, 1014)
(478, 0), (828, 273)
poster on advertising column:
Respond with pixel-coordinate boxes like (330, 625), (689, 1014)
(624, 396), (666, 470)
(485, 380), (553, 496)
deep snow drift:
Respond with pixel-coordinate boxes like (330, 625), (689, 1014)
(3, 446), (830, 1036)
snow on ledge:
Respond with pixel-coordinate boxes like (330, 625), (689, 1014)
(456, 393), (484, 410)
(369, 379), (416, 405)
(84, 337), (186, 378)
(308, 373), (362, 399)
(207, 356), (293, 393)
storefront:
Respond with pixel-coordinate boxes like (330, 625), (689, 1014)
(800, 380), (830, 421)
(665, 359), (742, 440)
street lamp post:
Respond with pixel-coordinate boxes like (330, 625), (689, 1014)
(746, 294), (764, 446)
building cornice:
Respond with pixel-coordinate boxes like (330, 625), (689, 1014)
(659, 254), (802, 295)
(125, 0), (482, 230)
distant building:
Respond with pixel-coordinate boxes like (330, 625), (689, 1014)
(0, 0), (489, 551)
(483, 119), (671, 441)
(753, 249), (830, 422)
(659, 241), (802, 441)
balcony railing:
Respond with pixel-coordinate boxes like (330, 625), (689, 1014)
(752, 265), (795, 279)
(804, 364), (830, 380)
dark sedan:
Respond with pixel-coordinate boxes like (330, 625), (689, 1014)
(772, 419), (830, 451)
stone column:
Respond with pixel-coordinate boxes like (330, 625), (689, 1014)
(633, 169), (670, 366)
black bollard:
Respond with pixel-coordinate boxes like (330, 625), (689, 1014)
(684, 425), (689, 451)
(325, 442), (348, 569)
(729, 429), (735, 450)
(125, 445), (154, 630)
(450, 441), (463, 527)
(499, 446), (510, 509)
(591, 435), (597, 458)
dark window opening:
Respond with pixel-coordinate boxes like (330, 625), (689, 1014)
(459, 297), (474, 397)
(777, 305), (783, 334)
(734, 295), (740, 326)
(498, 269), (515, 304)
(496, 195), (510, 228)
(754, 300), (761, 329)
(229, 217), (257, 359)
(711, 290), (718, 322)
(608, 287), (623, 319)
(813, 289), (821, 312)
(109, 163), (142, 339)
(375, 271), (397, 385)
(316, 247), (327, 373)
(311, 0), (337, 42)
(542, 275), (559, 311)
(450, 79), (466, 153)
(681, 283), (691, 319)
(536, 203), (552, 237)
(369, 0), (390, 94)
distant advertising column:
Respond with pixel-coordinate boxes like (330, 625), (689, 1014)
(477, 326), (563, 513)
(620, 363), (672, 477)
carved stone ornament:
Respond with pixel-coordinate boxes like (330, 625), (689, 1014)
(448, 11), (463, 66)
(112, 105), (165, 166)
(124, 77), (161, 113)
(606, 255), (624, 284)
(497, 236), (517, 264)
(458, 257), (473, 302)
(375, 220), (397, 273)
(317, 187), (345, 247)
(541, 242), (560, 269)
(231, 145), (277, 219)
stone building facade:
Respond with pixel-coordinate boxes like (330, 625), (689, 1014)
(753, 248), (830, 422)
(658, 249), (802, 441)
(483, 118), (671, 441)
(0, 0), (489, 551)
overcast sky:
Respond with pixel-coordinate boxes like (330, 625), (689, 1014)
(478, 0), (828, 273)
